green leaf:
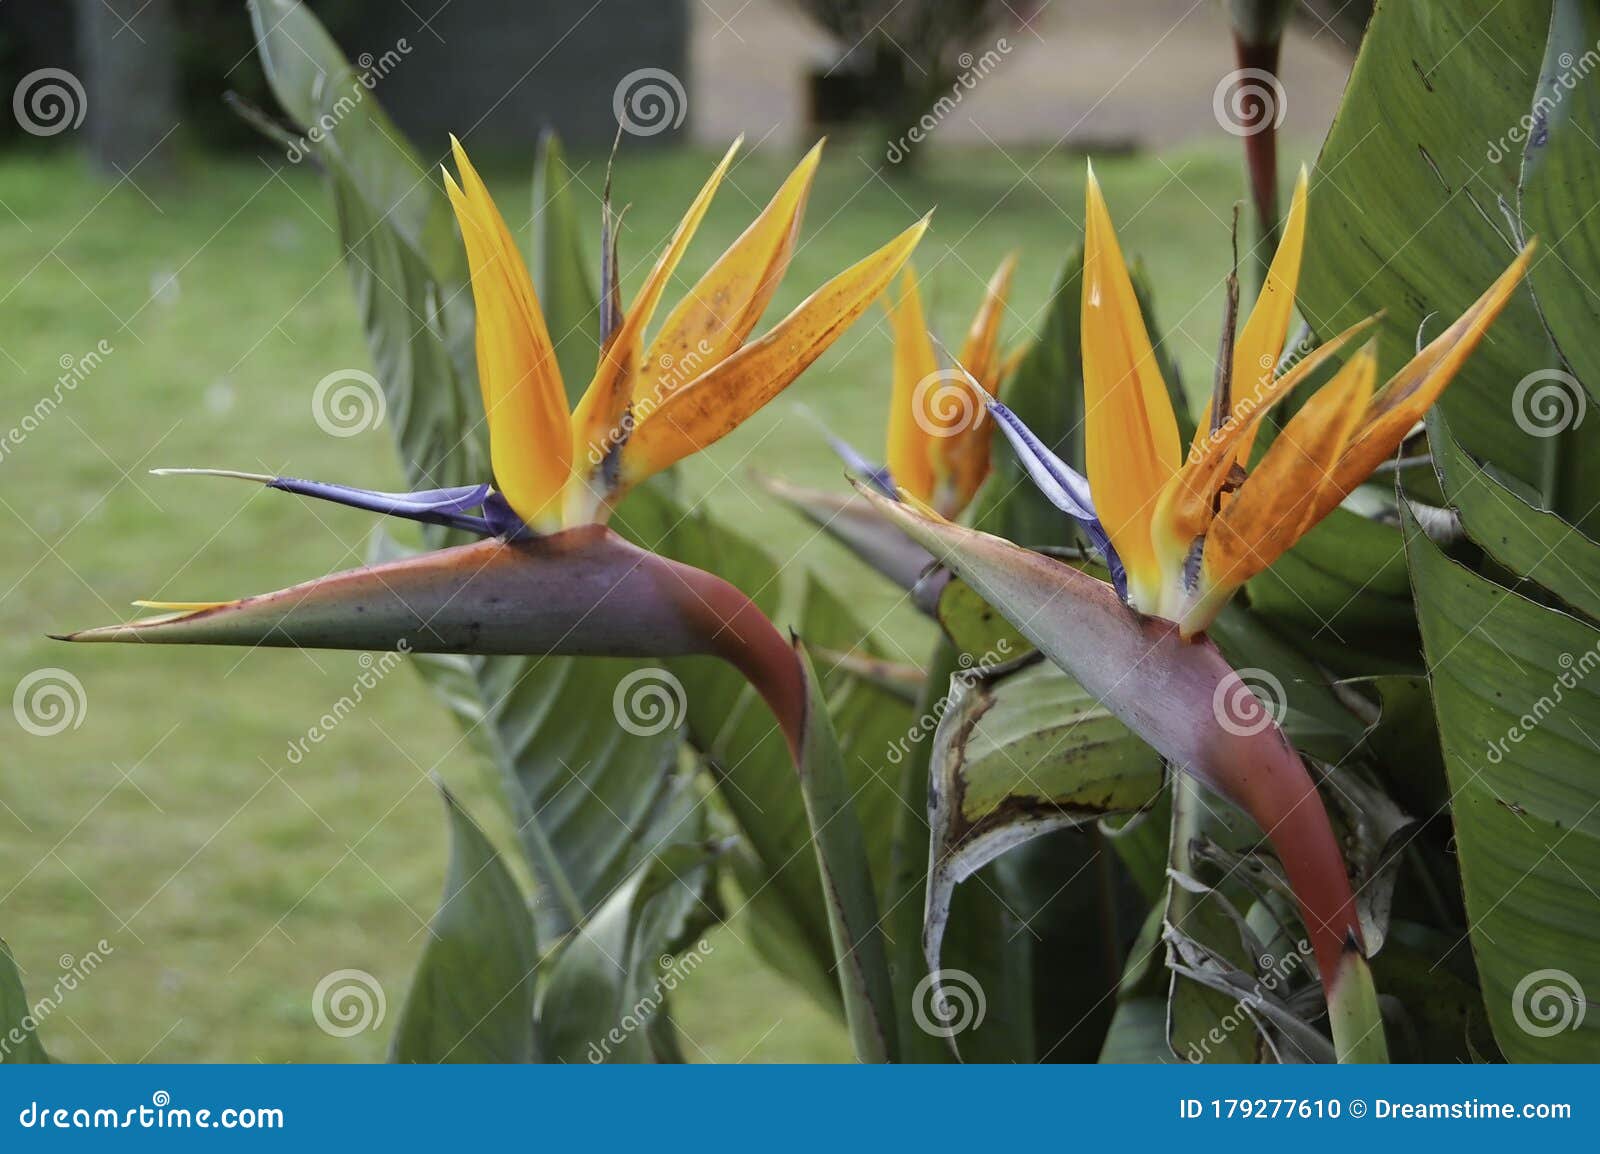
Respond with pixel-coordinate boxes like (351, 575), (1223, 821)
(1164, 775), (1276, 1063)
(793, 645), (898, 1062)
(1520, 0), (1600, 401)
(1352, 674), (1449, 817)
(1098, 906), (1169, 1062)
(1403, 500), (1600, 1060)
(390, 785), (539, 1063)
(532, 131), (600, 406)
(1301, 0), (1552, 492)
(1431, 410), (1600, 620)
(924, 661), (1165, 962)
(1242, 510), (1417, 670)
(880, 637), (1027, 1064)
(1098, 999), (1171, 1063)
(1371, 922), (1499, 1063)
(1, 938), (50, 1064)
(538, 840), (723, 1064)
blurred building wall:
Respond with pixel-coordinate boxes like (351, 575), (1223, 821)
(691, 0), (1355, 152)
(353, 0), (689, 154)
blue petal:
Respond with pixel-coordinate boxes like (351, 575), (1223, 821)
(152, 470), (500, 536)
(481, 491), (534, 540)
(265, 478), (493, 517)
(986, 400), (1128, 600)
(824, 433), (896, 499)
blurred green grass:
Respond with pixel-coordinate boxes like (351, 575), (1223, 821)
(0, 137), (1296, 1062)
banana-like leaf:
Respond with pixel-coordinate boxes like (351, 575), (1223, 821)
(1, 938), (50, 1064)
(1243, 509), (1418, 671)
(792, 645), (898, 1061)
(538, 838), (723, 1064)
(391, 785), (540, 1063)
(1302, 0), (1600, 536)
(532, 131), (601, 405)
(401, 642), (698, 945)
(882, 638), (1036, 1064)
(1301, 0), (1551, 491)
(1371, 922), (1500, 1063)
(1521, 0), (1600, 407)
(1098, 906), (1171, 1063)
(1099, 1000), (1172, 1063)
(1352, 674), (1449, 817)
(1431, 412), (1600, 621)
(1404, 486), (1600, 1060)
(923, 661), (1165, 988)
